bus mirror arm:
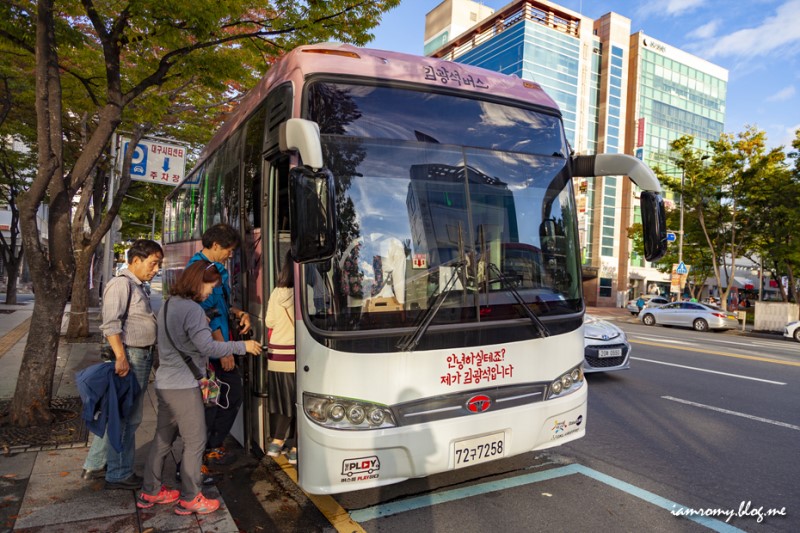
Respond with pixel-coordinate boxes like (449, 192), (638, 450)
(280, 119), (324, 170)
(572, 154), (667, 262)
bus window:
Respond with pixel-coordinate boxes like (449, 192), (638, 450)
(243, 104), (267, 311)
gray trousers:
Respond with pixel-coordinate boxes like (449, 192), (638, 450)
(142, 387), (206, 500)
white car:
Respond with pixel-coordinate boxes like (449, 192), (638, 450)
(583, 314), (631, 373)
(784, 321), (800, 342)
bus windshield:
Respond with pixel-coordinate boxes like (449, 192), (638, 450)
(303, 82), (581, 333)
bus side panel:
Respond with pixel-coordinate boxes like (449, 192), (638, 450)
(295, 324), (586, 495)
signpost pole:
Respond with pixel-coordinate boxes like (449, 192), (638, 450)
(678, 168), (684, 265)
(103, 133), (118, 292)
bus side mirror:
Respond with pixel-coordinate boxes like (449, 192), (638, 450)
(280, 119), (323, 170)
(289, 166), (337, 263)
(640, 191), (667, 262)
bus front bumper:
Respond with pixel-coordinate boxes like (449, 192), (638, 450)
(296, 383), (587, 494)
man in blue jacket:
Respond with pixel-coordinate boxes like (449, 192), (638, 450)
(187, 224), (251, 467)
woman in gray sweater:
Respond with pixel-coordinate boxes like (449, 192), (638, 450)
(138, 261), (260, 516)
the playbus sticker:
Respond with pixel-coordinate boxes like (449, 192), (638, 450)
(423, 65), (489, 89)
(441, 348), (514, 386)
(341, 456), (381, 483)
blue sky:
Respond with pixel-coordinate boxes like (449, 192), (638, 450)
(368, 0), (800, 151)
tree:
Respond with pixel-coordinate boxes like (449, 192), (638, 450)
(743, 128), (800, 302)
(0, 0), (400, 426)
(0, 41), (37, 304)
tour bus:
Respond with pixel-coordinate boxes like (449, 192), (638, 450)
(162, 43), (667, 495)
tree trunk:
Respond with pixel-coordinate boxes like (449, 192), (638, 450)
(66, 246), (93, 338)
(4, 256), (20, 305)
(8, 288), (69, 426)
(9, 0), (75, 427)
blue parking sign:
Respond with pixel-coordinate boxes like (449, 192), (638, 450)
(123, 142), (148, 176)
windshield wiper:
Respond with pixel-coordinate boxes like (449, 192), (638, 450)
(486, 262), (549, 338)
(397, 260), (466, 352)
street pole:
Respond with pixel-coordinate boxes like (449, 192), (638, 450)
(103, 133), (118, 291)
(678, 168), (684, 265)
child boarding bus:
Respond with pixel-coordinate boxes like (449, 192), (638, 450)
(162, 43), (667, 495)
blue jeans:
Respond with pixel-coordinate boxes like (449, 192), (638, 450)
(83, 347), (153, 481)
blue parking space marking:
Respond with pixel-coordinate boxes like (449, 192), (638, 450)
(348, 464), (745, 532)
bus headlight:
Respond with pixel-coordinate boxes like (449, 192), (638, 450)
(347, 404), (366, 425)
(304, 392), (397, 430)
(547, 364), (584, 400)
(328, 403), (346, 422)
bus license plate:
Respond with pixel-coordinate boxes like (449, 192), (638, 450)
(453, 432), (505, 468)
(598, 348), (622, 358)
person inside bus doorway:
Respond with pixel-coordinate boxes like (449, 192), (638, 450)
(265, 251), (297, 464)
(186, 224), (252, 470)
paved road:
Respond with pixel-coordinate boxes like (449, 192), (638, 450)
(564, 321), (799, 533)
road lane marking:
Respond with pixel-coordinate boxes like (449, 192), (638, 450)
(662, 396), (800, 431)
(348, 464), (744, 532)
(633, 335), (691, 345)
(631, 357), (786, 385)
(633, 334), (796, 351)
(630, 339), (800, 367)
(271, 454), (367, 533)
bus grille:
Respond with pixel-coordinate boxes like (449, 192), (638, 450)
(393, 382), (548, 426)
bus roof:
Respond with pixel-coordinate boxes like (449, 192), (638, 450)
(196, 42), (560, 172)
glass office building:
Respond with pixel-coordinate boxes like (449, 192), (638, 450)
(426, 0), (727, 306)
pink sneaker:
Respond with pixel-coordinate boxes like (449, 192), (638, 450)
(137, 486), (180, 509)
(174, 492), (220, 515)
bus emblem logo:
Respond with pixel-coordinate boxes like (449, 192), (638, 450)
(341, 456), (381, 476)
(466, 394), (491, 413)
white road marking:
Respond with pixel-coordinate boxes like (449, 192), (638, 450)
(632, 335), (690, 345)
(662, 396), (800, 431)
(631, 357), (786, 385)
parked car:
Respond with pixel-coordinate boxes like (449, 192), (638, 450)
(625, 295), (669, 315)
(639, 302), (738, 331)
(784, 321), (800, 342)
(583, 314), (631, 373)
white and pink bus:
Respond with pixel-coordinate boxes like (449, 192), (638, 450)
(163, 43), (666, 494)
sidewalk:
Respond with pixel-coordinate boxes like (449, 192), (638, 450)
(0, 299), (239, 533)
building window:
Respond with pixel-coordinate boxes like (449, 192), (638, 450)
(599, 277), (613, 297)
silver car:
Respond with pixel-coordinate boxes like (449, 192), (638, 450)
(640, 302), (739, 331)
(625, 295), (669, 315)
(583, 314), (631, 373)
